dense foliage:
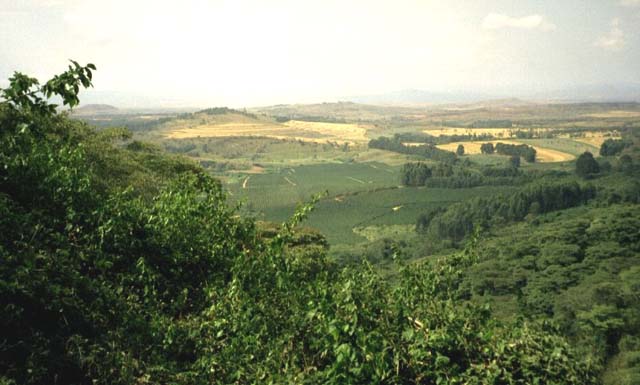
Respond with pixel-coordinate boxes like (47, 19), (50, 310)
(394, 132), (496, 145)
(599, 138), (631, 156)
(459, 204), (640, 384)
(416, 181), (596, 241)
(480, 142), (495, 154)
(576, 152), (601, 178)
(494, 142), (536, 163)
(471, 119), (512, 128)
(399, 161), (554, 189)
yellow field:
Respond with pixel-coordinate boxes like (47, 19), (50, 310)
(283, 120), (369, 143)
(164, 120), (369, 144)
(436, 140), (574, 163)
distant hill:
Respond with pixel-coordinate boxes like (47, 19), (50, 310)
(72, 104), (119, 115)
(349, 89), (495, 106)
(350, 85), (640, 106)
(253, 101), (428, 121)
(539, 83), (640, 103)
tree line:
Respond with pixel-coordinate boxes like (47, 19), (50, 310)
(416, 181), (596, 240)
(368, 136), (457, 162)
(401, 161), (534, 188)
(494, 142), (537, 162)
(600, 138), (632, 156)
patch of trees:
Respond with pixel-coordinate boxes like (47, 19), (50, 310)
(471, 119), (512, 128)
(417, 181), (596, 241)
(174, 107), (258, 120)
(600, 138), (632, 156)
(395, 132), (496, 144)
(457, 204), (640, 382)
(400, 162), (432, 186)
(576, 151), (600, 178)
(480, 142), (494, 154)
(401, 161), (531, 188)
(273, 115), (347, 124)
(513, 129), (545, 139)
(368, 136), (457, 162)
(495, 142), (537, 162)
(197, 106), (258, 119)
(76, 115), (174, 131)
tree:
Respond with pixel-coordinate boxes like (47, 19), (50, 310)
(401, 162), (432, 186)
(600, 139), (630, 156)
(456, 144), (465, 156)
(480, 142), (494, 154)
(576, 151), (600, 178)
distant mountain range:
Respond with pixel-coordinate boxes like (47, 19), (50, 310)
(73, 84), (640, 110)
(71, 104), (119, 115)
(348, 84), (640, 106)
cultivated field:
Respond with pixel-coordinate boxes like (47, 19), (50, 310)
(436, 140), (575, 162)
(164, 117), (370, 144)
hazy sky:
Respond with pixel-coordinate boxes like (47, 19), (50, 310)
(1, 0), (639, 107)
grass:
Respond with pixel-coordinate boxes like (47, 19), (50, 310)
(225, 159), (514, 247)
(228, 162), (402, 212)
(308, 185), (515, 245)
(233, 180), (513, 246)
(516, 138), (600, 156)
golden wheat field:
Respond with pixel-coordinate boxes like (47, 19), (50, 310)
(283, 120), (369, 143)
(164, 120), (369, 144)
(436, 140), (574, 162)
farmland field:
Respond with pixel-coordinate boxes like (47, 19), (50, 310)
(163, 116), (371, 144)
(227, 161), (513, 246)
(515, 138), (599, 156)
(303, 185), (514, 246)
(436, 140), (575, 162)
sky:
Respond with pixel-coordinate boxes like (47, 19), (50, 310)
(1, 0), (639, 107)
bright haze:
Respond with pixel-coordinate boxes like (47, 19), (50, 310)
(1, 0), (639, 107)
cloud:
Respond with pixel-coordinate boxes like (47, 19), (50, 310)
(482, 13), (556, 31)
(595, 18), (625, 50)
